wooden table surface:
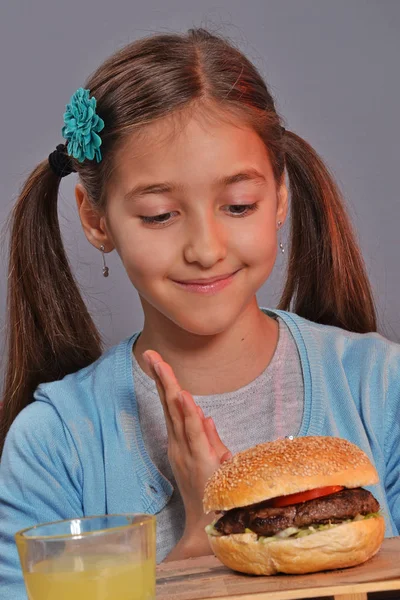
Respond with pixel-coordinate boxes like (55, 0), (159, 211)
(156, 537), (400, 600)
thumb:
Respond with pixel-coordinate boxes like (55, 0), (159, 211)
(204, 417), (231, 462)
(220, 450), (233, 464)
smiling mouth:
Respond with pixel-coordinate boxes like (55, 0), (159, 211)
(171, 269), (241, 295)
(174, 270), (240, 285)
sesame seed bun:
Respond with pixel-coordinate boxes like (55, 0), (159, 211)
(208, 516), (385, 575)
(203, 437), (379, 513)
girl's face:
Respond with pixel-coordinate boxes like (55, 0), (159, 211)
(84, 111), (287, 336)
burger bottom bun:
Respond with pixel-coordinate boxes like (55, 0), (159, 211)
(208, 516), (385, 575)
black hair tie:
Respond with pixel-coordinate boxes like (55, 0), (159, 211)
(281, 126), (286, 135)
(48, 144), (76, 178)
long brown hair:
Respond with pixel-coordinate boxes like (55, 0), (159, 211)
(1, 28), (376, 454)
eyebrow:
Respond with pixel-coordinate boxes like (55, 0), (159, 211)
(124, 168), (266, 202)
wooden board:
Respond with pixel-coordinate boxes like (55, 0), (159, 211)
(156, 537), (400, 600)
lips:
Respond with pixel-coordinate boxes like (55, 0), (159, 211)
(175, 271), (239, 285)
(171, 269), (241, 295)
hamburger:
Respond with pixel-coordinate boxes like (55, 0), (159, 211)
(203, 436), (384, 575)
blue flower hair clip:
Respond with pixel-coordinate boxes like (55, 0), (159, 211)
(62, 88), (105, 163)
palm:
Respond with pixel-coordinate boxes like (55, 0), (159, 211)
(143, 350), (231, 524)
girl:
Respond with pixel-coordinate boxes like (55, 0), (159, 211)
(0, 28), (399, 597)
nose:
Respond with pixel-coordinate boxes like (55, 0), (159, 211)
(183, 215), (227, 268)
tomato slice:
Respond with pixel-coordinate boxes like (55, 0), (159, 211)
(270, 486), (344, 508)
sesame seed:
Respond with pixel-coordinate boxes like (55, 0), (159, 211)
(203, 436), (375, 511)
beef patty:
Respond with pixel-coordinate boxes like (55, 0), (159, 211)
(214, 488), (380, 537)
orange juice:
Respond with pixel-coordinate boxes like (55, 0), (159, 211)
(23, 552), (155, 600)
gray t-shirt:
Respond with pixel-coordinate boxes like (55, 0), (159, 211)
(133, 316), (304, 561)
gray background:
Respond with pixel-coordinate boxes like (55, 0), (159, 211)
(1, 0), (399, 387)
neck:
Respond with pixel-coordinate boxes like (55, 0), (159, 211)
(133, 299), (279, 395)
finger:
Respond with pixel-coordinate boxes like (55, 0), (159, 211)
(143, 349), (164, 381)
(142, 350), (165, 402)
(143, 350), (167, 402)
(144, 351), (184, 439)
(154, 361), (186, 437)
(143, 351), (176, 437)
(197, 406), (205, 419)
(204, 417), (231, 461)
(220, 450), (233, 463)
(180, 391), (212, 459)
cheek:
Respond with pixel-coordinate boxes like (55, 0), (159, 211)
(115, 226), (178, 284)
(237, 222), (278, 267)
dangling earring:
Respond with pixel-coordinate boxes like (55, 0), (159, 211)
(100, 244), (109, 277)
(277, 221), (285, 254)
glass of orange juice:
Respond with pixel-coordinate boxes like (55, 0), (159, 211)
(15, 513), (156, 600)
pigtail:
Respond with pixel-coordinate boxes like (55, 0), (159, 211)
(279, 131), (377, 333)
(0, 161), (102, 456)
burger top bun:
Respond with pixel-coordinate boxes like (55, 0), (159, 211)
(203, 436), (379, 513)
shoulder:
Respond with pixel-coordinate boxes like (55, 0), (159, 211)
(2, 334), (139, 470)
(33, 333), (138, 417)
(268, 308), (400, 395)
(272, 308), (400, 362)
(271, 310), (400, 422)
(2, 401), (81, 482)
(5, 401), (65, 450)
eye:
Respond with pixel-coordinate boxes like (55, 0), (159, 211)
(139, 212), (178, 226)
(225, 203), (259, 217)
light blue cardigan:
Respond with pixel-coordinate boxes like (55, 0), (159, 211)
(1, 309), (400, 598)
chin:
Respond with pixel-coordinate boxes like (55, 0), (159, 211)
(140, 277), (261, 337)
(170, 308), (237, 337)
(168, 293), (259, 336)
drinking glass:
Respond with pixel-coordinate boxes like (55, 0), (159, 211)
(15, 513), (156, 600)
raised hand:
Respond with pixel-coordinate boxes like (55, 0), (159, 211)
(143, 350), (231, 559)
